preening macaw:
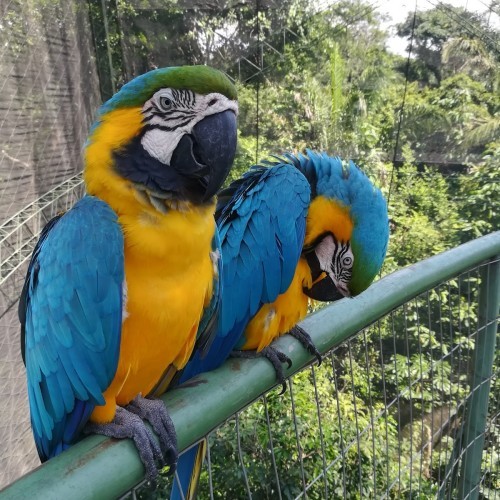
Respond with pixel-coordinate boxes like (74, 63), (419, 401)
(171, 150), (389, 499)
(18, 65), (238, 481)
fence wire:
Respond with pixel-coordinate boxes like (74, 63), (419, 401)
(0, 0), (99, 224)
(0, 0), (498, 493)
(0, 0), (98, 486)
(122, 259), (499, 499)
(0, 173), (84, 487)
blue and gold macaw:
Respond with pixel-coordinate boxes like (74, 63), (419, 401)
(171, 150), (389, 499)
(18, 65), (238, 481)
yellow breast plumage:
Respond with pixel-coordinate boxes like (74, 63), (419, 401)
(243, 259), (312, 351)
(91, 200), (216, 423)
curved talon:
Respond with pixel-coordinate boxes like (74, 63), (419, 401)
(272, 348), (293, 368)
(261, 346), (291, 394)
(277, 379), (288, 395)
(231, 346), (291, 394)
(84, 406), (163, 483)
(289, 325), (322, 365)
(126, 395), (178, 475)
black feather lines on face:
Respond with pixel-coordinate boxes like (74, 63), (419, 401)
(331, 237), (351, 284)
(142, 89), (197, 129)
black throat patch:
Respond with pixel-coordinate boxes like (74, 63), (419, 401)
(113, 135), (207, 204)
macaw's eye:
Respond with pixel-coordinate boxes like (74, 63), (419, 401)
(343, 256), (352, 267)
(159, 96), (173, 111)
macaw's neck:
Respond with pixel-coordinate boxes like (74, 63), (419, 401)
(85, 107), (145, 217)
(88, 165), (216, 266)
(305, 195), (353, 245)
(120, 202), (216, 267)
(242, 258), (313, 351)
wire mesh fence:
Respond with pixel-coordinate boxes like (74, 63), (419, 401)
(0, 0), (498, 493)
(0, 0), (98, 485)
(117, 253), (499, 499)
(0, 0), (100, 222)
(0, 173), (84, 486)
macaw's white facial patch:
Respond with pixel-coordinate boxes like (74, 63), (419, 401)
(140, 89), (238, 166)
(314, 233), (354, 297)
(314, 234), (337, 272)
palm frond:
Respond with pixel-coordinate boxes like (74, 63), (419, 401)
(464, 116), (500, 148)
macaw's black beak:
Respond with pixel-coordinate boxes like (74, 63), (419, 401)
(303, 274), (346, 302)
(170, 109), (237, 203)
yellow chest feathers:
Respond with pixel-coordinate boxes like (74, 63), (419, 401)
(84, 107), (219, 403)
(121, 204), (216, 346)
(117, 203), (217, 401)
(242, 259), (313, 351)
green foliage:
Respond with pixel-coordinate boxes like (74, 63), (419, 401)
(457, 143), (500, 241)
(330, 43), (345, 129)
(194, 368), (410, 499)
(384, 145), (462, 269)
(396, 4), (497, 85)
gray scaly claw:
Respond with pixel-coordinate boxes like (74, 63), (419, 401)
(231, 346), (292, 395)
(289, 325), (322, 365)
(262, 346), (292, 395)
(126, 394), (178, 474)
(84, 406), (163, 483)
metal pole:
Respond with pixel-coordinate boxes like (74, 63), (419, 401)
(458, 256), (500, 500)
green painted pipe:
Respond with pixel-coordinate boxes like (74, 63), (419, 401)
(457, 257), (500, 500)
(1, 231), (500, 499)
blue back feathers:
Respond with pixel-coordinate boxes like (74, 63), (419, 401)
(171, 162), (310, 500)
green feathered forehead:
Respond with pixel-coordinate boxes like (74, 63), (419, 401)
(100, 65), (237, 114)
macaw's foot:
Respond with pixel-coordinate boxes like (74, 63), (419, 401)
(84, 406), (164, 483)
(125, 395), (178, 474)
(288, 325), (322, 365)
(231, 346), (292, 395)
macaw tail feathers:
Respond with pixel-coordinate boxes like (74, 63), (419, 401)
(170, 440), (206, 500)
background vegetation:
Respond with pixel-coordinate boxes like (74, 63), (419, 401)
(93, 0), (499, 497)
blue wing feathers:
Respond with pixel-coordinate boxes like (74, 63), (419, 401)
(177, 163), (310, 381)
(22, 196), (124, 460)
(220, 163), (310, 343)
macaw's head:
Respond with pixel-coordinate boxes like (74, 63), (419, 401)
(288, 151), (389, 301)
(85, 65), (238, 212)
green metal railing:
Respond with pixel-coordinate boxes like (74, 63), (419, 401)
(2, 232), (499, 499)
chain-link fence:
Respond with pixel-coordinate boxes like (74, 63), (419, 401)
(0, 0), (498, 493)
(0, 0), (99, 486)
